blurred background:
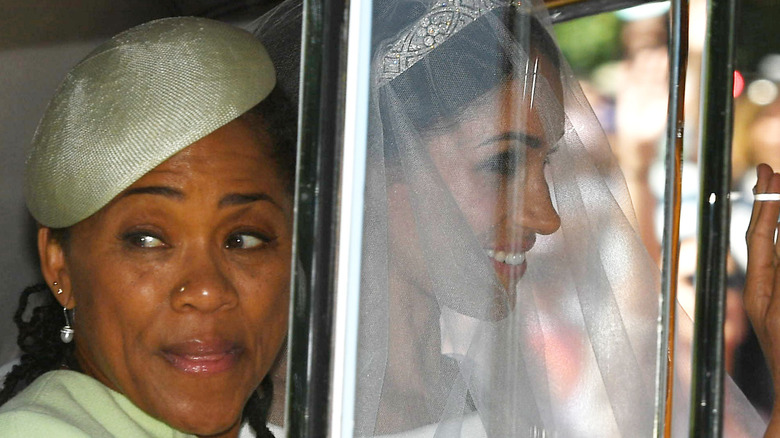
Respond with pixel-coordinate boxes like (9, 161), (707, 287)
(553, 0), (780, 416)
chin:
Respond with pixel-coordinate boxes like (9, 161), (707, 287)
(486, 286), (515, 321)
(166, 404), (243, 437)
(143, 377), (250, 437)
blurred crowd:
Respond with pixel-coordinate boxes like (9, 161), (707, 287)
(562, 0), (779, 417)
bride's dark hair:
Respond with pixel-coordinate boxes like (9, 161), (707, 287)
(383, 8), (559, 130)
(378, 8), (560, 176)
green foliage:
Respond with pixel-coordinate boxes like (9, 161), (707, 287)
(553, 13), (622, 76)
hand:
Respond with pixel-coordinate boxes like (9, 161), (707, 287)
(743, 163), (780, 435)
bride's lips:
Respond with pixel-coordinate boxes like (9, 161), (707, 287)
(487, 248), (528, 280)
(486, 236), (536, 283)
(162, 339), (242, 374)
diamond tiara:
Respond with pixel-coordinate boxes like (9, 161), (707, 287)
(379, 0), (528, 83)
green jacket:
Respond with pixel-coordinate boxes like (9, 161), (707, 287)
(0, 370), (194, 437)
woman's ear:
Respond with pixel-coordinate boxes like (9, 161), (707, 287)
(37, 227), (75, 309)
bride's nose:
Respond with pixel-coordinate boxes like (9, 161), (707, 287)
(512, 168), (561, 236)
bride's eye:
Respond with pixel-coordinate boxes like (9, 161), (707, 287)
(476, 150), (520, 177)
(224, 232), (270, 249)
(544, 143), (561, 165)
(123, 232), (166, 248)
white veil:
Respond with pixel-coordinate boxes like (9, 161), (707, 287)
(355, 1), (660, 436)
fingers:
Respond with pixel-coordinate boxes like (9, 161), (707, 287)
(743, 164), (780, 432)
(747, 164), (775, 235)
(757, 169), (780, 255)
(746, 164), (779, 262)
(744, 164), (780, 325)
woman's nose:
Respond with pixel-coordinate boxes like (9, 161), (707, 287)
(515, 169), (561, 236)
(171, 247), (238, 313)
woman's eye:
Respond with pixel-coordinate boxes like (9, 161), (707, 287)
(124, 233), (166, 248)
(544, 143), (560, 165)
(477, 150), (519, 177)
(225, 233), (268, 249)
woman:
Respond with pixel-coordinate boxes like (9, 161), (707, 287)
(355, 0), (766, 436)
(0, 17), (295, 437)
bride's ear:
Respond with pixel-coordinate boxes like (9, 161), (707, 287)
(37, 227), (75, 309)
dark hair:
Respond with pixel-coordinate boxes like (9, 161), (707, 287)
(0, 227), (76, 405)
(0, 86), (297, 438)
(379, 9), (561, 173)
(0, 284), (79, 404)
(245, 85), (298, 193)
(383, 8), (560, 130)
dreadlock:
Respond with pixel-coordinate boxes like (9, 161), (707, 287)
(245, 375), (276, 437)
(0, 283), (79, 406)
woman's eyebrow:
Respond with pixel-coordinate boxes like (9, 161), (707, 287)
(118, 186), (184, 200)
(477, 132), (543, 149)
(218, 192), (283, 211)
(117, 187), (283, 211)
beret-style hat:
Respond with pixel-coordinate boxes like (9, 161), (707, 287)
(24, 17), (276, 228)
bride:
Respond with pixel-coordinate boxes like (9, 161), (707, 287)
(350, 0), (768, 436)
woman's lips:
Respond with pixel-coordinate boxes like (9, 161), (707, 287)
(486, 250), (528, 280)
(486, 248), (528, 282)
(162, 339), (242, 375)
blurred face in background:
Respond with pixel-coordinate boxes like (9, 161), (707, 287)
(749, 102), (780, 169)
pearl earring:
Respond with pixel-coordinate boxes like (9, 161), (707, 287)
(60, 307), (74, 344)
(53, 281), (63, 295)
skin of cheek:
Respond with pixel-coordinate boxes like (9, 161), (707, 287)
(425, 122), (551, 247)
(430, 137), (500, 237)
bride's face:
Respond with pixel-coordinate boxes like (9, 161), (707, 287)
(389, 53), (563, 295)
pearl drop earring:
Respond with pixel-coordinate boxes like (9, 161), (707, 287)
(60, 307), (74, 344)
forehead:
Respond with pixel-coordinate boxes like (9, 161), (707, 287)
(111, 117), (290, 214)
(435, 56), (565, 138)
(144, 118), (271, 177)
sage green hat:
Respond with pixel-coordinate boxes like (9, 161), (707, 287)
(24, 17), (276, 228)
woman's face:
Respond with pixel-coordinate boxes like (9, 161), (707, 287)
(390, 53), (563, 296)
(42, 117), (292, 437)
